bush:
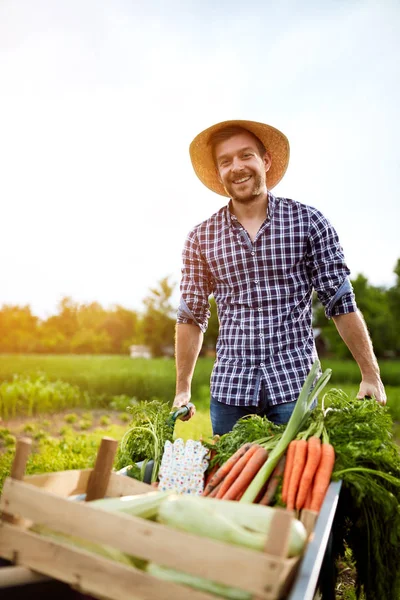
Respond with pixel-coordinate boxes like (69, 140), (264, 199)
(64, 413), (78, 424)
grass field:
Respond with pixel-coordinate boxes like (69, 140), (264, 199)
(0, 354), (399, 416)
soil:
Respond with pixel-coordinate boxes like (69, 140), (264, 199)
(0, 409), (128, 442)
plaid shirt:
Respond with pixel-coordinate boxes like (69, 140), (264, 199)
(177, 192), (357, 406)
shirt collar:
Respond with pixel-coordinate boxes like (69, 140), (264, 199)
(224, 191), (278, 228)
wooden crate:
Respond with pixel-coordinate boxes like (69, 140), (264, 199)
(0, 438), (317, 600)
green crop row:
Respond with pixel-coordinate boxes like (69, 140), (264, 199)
(0, 355), (399, 420)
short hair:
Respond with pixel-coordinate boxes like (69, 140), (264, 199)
(208, 126), (267, 163)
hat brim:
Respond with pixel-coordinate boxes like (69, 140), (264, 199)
(189, 119), (290, 196)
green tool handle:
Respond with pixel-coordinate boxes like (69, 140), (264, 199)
(170, 402), (195, 422)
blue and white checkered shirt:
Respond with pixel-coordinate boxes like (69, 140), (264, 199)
(177, 192), (357, 407)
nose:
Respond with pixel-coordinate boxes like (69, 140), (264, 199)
(231, 156), (244, 172)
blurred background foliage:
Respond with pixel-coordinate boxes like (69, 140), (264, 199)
(1, 259), (400, 359)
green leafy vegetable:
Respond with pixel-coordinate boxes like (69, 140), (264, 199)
(115, 399), (173, 482)
(207, 415), (284, 468)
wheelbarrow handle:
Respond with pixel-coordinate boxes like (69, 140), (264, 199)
(170, 402), (195, 421)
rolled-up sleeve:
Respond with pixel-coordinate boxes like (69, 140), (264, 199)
(177, 229), (214, 332)
(306, 209), (358, 319)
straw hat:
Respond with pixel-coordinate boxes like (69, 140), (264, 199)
(189, 119), (290, 196)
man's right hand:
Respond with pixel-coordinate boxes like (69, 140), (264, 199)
(172, 391), (196, 421)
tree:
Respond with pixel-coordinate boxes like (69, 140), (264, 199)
(100, 305), (138, 354)
(313, 268), (399, 359)
(0, 305), (39, 352)
(387, 259), (400, 355)
(138, 276), (177, 357)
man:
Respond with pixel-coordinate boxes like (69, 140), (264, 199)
(173, 119), (386, 435)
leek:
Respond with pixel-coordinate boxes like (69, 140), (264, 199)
(157, 494), (306, 557)
(241, 360), (332, 503)
(90, 490), (172, 520)
(158, 494), (266, 551)
(30, 524), (142, 568)
(147, 563), (252, 600)
(200, 496), (307, 556)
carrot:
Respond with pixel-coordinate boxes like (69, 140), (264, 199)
(286, 439), (308, 510)
(208, 480), (224, 498)
(204, 463), (219, 488)
(215, 444), (260, 499)
(254, 481), (269, 504)
(310, 443), (335, 512)
(235, 488), (245, 501)
(222, 446), (269, 501)
(281, 440), (297, 504)
(295, 436), (322, 510)
(202, 443), (253, 496)
(304, 480), (313, 509)
(258, 454), (286, 506)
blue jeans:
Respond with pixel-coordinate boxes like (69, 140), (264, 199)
(210, 394), (298, 436)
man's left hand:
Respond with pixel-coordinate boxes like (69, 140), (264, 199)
(357, 378), (387, 405)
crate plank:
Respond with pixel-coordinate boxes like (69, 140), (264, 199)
(300, 509), (318, 538)
(0, 523), (217, 600)
(0, 477), (298, 597)
(106, 472), (153, 497)
(23, 469), (92, 497)
(86, 438), (118, 501)
(263, 508), (293, 558)
(2, 438), (32, 525)
(22, 469), (153, 499)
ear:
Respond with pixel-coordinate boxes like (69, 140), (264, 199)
(263, 152), (272, 173)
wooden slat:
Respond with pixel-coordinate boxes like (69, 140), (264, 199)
(10, 438), (32, 480)
(86, 438), (118, 501)
(106, 472), (153, 497)
(263, 508), (293, 558)
(24, 469), (92, 497)
(23, 469), (153, 499)
(251, 509), (297, 600)
(2, 437), (32, 525)
(0, 523), (217, 600)
(0, 478), (297, 597)
(300, 509), (318, 538)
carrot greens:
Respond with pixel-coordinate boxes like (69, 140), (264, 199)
(115, 399), (173, 482)
(323, 389), (400, 599)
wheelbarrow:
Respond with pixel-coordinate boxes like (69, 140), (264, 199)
(117, 402), (195, 484)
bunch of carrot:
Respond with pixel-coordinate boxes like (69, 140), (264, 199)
(281, 426), (335, 513)
(202, 442), (285, 505)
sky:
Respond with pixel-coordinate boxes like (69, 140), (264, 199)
(1, 0), (399, 318)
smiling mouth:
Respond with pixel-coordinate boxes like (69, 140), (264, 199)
(232, 176), (251, 185)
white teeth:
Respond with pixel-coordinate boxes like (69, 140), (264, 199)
(233, 176), (251, 184)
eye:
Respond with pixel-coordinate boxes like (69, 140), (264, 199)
(242, 153), (252, 158)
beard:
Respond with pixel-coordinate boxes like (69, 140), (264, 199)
(223, 171), (266, 203)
